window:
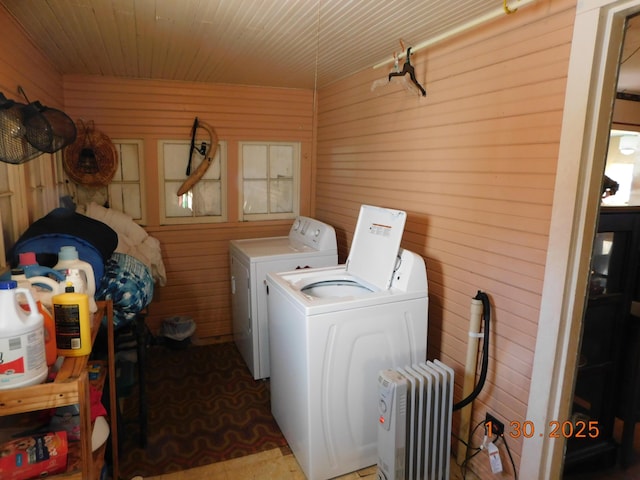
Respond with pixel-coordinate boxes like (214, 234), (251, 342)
(239, 141), (299, 221)
(159, 140), (227, 224)
(109, 140), (146, 223)
(61, 139), (146, 223)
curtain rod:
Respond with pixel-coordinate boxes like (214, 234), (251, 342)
(372, 0), (538, 70)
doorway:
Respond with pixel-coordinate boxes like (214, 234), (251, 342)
(562, 12), (640, 478)
(521, 2), (640, 479)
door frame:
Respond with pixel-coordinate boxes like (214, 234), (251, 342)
(521, 1), (640, 478)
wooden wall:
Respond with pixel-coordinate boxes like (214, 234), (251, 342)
(0, 6), (63, 255)
(0, 7), (62, 108)
(313, 0), (576, 476)
(63, 75), (315, 339)
(1, 0), (582, 476)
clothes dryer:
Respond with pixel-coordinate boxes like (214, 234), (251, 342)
(266, 205), (428, 480)
(230, 217), (337, 380)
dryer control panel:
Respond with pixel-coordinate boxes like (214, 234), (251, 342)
(289, 216), (337, 252)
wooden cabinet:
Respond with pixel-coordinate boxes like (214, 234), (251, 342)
(0, 300), (118, 480)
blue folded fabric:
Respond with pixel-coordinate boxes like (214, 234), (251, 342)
(97, 252), (154, 329)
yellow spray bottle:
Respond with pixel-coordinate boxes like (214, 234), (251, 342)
(52, 282), (91, 357)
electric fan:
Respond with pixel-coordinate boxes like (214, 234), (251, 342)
(0, 93), (42, 164)
(21, 99), (77, 153)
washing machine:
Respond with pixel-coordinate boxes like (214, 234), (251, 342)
(230, 216), (337, 380)
(266, 205), (428, 480)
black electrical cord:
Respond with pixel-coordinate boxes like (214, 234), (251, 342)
(453, 290), (491, 411)
(458, 418), (486, 480)
(499, 434), (519, 480)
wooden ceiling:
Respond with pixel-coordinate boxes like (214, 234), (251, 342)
(0, 0), (538, 90)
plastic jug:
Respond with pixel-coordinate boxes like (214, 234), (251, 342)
(11, 268), (63, 309)
(37, 301), (57, 366)
(18, 252), (65, 284)
(52, 284), (92, 357)
(54, 246), (97, 313)
(0, 280), (47, 390)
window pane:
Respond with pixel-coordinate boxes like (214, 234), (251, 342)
(166, 182), (193, 217)
(164, 143), (191, 179)
(110, 184), (142, 219)
(243, 145), (268, 179)
(122, 185), (142, 218)
(270, 179), (293, 213)
(76, 185), (108, 206)
(193, 181), (221, 216)
(201, 156), (221, 180)
(119, 144), (140, 181)
(269, 145), (294, 179)
(243, 180), (268, 214)
(110, 184), (124, 211)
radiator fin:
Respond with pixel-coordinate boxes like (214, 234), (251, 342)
(377, 360), (454, 480)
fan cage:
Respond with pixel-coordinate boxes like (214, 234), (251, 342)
(22, 101), (77, 153)
(0, 96), (42, 165)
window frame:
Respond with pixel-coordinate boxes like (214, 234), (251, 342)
(158, 139), (228, 225)
(110, 139), (147, 224)
(238, 140), (300, 222)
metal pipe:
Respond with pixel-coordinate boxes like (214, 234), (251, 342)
(373, 0), (538, 70)
(457, 296), (484, 464)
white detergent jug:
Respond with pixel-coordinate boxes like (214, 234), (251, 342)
(0, 280), (47, 390)
(54, 246), (97, 313)
(11, 268), (63, 309)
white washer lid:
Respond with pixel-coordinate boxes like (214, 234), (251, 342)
(345, 205), (407, 290)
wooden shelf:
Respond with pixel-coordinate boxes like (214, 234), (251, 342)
(0, 300), (117, 480)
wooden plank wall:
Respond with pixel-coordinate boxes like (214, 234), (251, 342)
(0, 6), (63, 108)
(0, 6), (63, 253)
(63, 75), (315, 340)
(314, 0), (576, 476)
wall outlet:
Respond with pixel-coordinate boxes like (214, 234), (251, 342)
(485, 413), (504, 437)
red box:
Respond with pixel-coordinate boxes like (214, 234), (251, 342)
(0, 431), (68, 479)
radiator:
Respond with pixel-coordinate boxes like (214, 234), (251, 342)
(376, 360), (454, 480)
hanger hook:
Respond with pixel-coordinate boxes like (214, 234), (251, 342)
(503, 0), (517, 14)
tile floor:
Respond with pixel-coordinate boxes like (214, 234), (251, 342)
(141, 448), (480, 480)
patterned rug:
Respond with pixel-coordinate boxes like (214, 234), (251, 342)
(118, 342), (287, 478)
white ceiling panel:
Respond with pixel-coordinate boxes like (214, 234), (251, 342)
(1, 0), (543, 89)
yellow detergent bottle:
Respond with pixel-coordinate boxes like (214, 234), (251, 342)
(52, 283), (91, 357)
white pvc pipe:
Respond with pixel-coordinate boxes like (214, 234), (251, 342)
(457, 296), (484, 464)
(373, 0), (539, 70)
